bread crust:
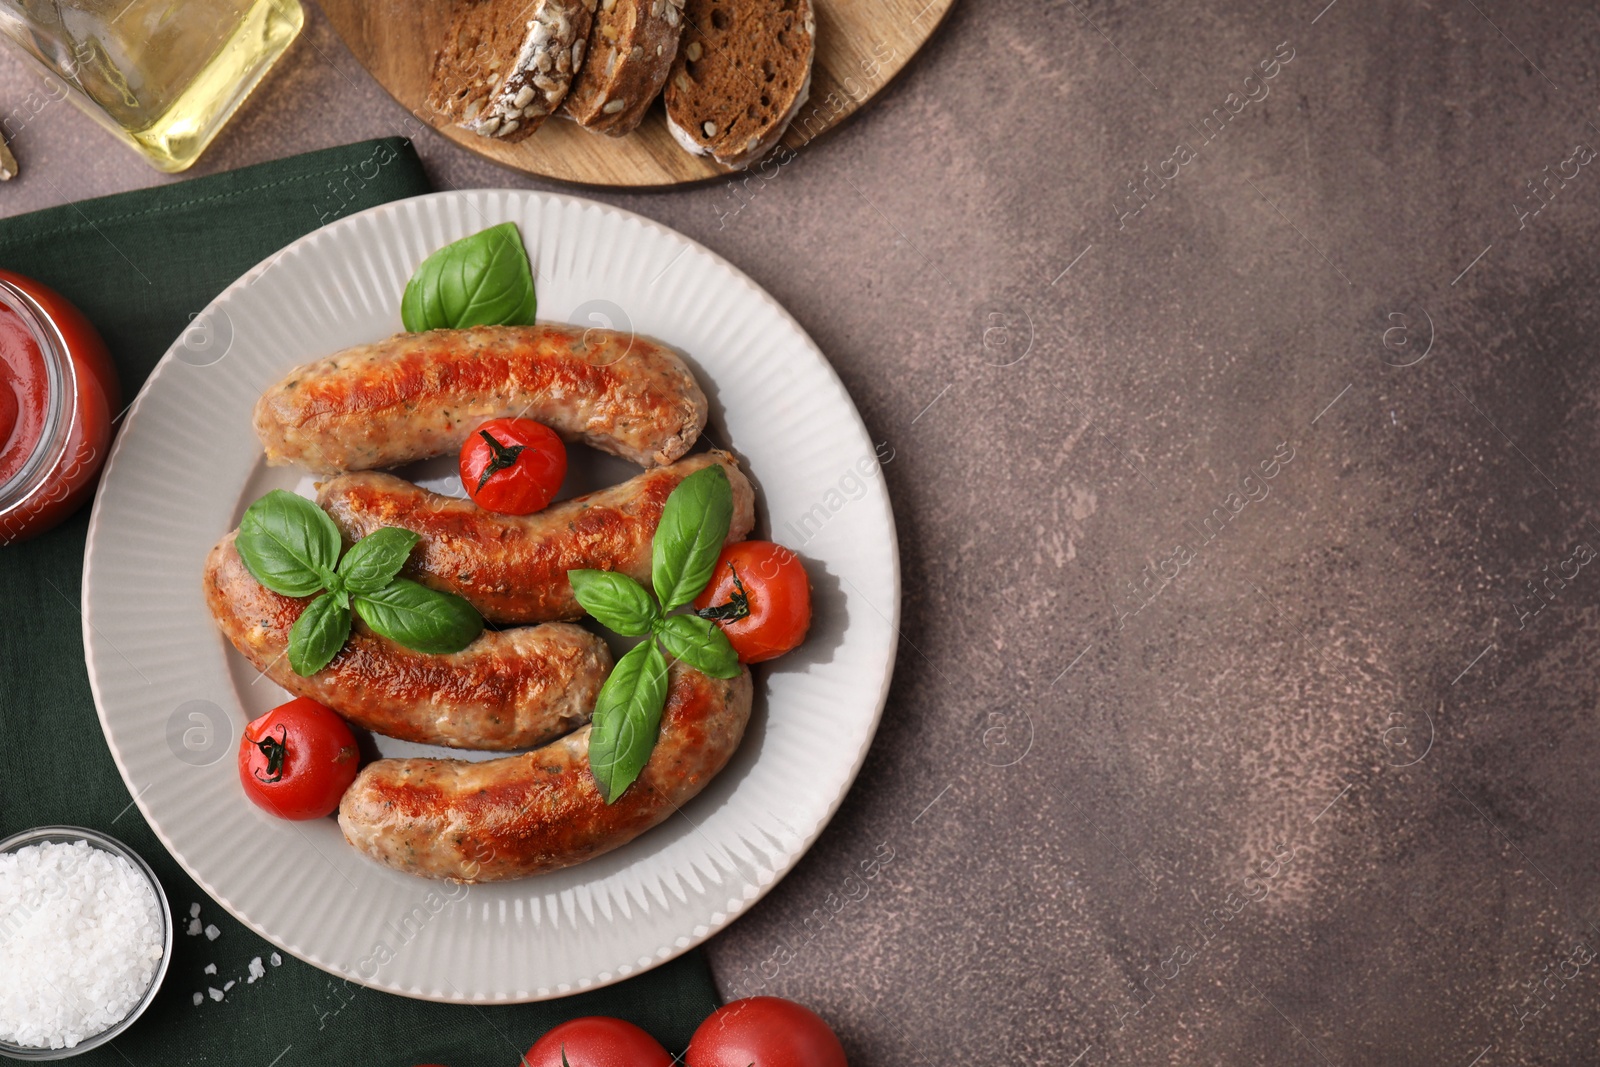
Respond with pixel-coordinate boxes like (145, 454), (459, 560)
(663, 0), (815, 169)
(666, 66), (809, 166)
(427, 0), (597, 143)
(564, 0), (685, 135)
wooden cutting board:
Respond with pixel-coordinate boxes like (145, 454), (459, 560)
(321, 0), (956, 187)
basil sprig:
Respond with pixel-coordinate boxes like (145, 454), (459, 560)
(288, 590), (351, 677)
(353, 579), (485, 654)
(569, 465), (741, 803)
(587, 642), (671, 805)
(651, 464), (736, 610)
(236, 490), (484, 676)
(236, 489), (340, 597)
(401, 222), (538, 333)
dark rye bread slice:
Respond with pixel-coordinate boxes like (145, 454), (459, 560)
(427, 0), (596, 143)
(564, 0), (685, 135)
(663, 0), (814, 168)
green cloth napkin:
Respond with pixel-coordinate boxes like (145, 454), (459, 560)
(0, 138), (720, 1065)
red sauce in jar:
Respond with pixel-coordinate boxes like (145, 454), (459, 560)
(0, 300), (51, 486)
(0, 271), (119, 544)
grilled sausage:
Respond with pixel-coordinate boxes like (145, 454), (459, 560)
(202, 532), (612, 750)
(253, 324), (707, 473)
(317, 452), (756, 625)
(338, 662), (753, 881)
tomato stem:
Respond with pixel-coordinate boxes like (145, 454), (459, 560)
(694, 562), (752, 622)
(252, 725), (289, 784)
(476, 429), (527, 494)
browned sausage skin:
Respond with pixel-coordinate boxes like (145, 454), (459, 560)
(202, 533), (612, 750)
(253, 324), (708, 473)
(338, 662), (753, 882)
(317, 452), (756, 625)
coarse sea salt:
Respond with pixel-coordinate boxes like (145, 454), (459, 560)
(0, 840), (164, 1050)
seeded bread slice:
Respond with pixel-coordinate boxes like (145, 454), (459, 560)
(427, 0), (596, 143)
(663, 0), (814, 168)
(564, 0), (685, 135)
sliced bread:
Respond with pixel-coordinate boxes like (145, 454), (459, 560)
(663, 0), (815, 168)
(427, 0), (596, 143)
(564, 0), (685, 135)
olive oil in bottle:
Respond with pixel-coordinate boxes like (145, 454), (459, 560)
(0, 0), (303, 172)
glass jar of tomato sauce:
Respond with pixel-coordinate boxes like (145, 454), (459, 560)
(0, 271), (119, 544)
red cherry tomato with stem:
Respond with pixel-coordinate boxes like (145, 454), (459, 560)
(686, 996), (848, 1067)
(237, 697), (361, 820)
(459, 417), (567, 515)
(692, 541), (812, 664)
(521, 1017), (672, 1067)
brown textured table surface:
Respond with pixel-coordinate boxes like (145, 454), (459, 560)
(6, 1), (1600, 1063)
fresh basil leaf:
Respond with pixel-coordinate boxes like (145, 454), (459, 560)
(587, 640), (671, 804)
(338, 527), (421, 595)
(288, 590), (351, 676)
(400, 222), (538, 333)
(236, 489), (341, 598)
(652, 465), (734, 610)
(567, 569), (660, 636)
(354, 579), (483, 654)
(654, 613), (740, 679)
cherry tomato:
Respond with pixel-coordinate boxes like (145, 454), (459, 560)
(459, 417), (566, 515)
(237, 697), (361, 820)
(691, 541), (812, 664)
(686, 996), (847, 1067)
(521, 1017), (672, 1067)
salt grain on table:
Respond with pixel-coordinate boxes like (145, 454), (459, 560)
(186, 917), (202, 936)
(0, 840), (163, 1050)
(270, 952), (281, 966)
(203, 924), (220, 941)
(247, 957), (265, 983)
(207, 988), (223, 1002)
(203, 963), (216, 975)
(192, 993), (203, 1006)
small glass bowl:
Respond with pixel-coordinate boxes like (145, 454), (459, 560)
(0, 826), (173, 1060)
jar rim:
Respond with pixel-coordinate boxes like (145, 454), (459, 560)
(0, 278), (74, 517)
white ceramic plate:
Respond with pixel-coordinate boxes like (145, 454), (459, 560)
(81, 190), (899, 1001)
